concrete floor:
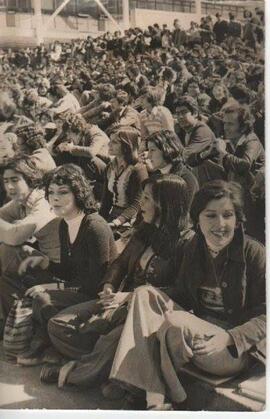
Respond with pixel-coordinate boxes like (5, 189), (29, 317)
(0, 342), (122, 410)
(0, 341), (266, 414)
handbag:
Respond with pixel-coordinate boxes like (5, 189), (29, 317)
(3, 296), (33, 360)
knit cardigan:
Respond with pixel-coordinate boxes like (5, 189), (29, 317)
(99, 161), (148, 223)
(49, 213), (117, 299)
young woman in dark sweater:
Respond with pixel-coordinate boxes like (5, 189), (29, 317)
(38, 175), (193, 387)
(17, 164), (117, 365)
(99, 127), (148, 228)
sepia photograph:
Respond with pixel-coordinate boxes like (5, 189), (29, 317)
(0, 0), (266, 414)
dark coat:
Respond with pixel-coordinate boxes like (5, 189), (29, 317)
(102, 225), (193, 292)
(182, 121), (216, 167)
(167, 228), (266, 361)
(223, 131), (265, 189)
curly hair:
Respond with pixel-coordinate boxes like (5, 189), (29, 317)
(43, 164), (97, 213)
(190, 180), (246, 228)
(3, 156), (44, 189)
(223, 104), (254, 135)
(146, 129), (184, 166)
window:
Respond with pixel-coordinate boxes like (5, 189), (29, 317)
(6, 10), (16, 26)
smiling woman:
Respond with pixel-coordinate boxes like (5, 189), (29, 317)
(108, 180), (265, 410)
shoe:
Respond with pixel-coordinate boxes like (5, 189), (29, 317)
(17, 340), (49, 366)
(121, 392), (147, 410)
(17, 351), (47, 366)
(101, 381), (126, 400)
(40, 364), (61, 384)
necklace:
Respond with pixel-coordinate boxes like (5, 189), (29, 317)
(207, 246), (229, 287)
(206, 244), (220, 258)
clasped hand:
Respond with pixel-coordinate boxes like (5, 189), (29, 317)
(98, 288), (130, 310)
(192, 330), (233, 356)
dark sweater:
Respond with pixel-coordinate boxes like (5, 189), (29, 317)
(50, 213), (117, 299)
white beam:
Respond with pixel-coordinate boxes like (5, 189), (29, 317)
(94, 0), (124, 33)
(32, 0), (44, 45)
(122, 0), (129, 30)
(195, 0), (202, 22)
(45, 0), (71, 29)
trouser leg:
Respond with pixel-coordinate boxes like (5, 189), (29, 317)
(157, 311), (249, 403)
(110, 285), (182, 395)
(48, 300), (101, 359)
(32, 290), (89, 344)
(66, 325), (124, 387)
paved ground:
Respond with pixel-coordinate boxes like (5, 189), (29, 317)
(0, 341), (266, 414)
(0, 342), (122, 410)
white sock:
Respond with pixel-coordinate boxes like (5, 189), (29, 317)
(146, 391), (165, 408)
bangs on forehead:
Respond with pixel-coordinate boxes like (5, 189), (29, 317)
(49, 175), (71, 186)
(3, 170), (21, 178)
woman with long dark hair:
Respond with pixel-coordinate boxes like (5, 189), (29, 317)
(99, 127), (148, 227)
(146, 129), (198, 200)
(38, 175), (193, 388)
(108, 180), (265, 410)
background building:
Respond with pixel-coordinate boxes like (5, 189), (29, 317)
(0, 0), (264, 47)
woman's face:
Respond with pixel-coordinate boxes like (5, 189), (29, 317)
(38, 85), (48, 96)
(188, 82), (200, 98)
(48, 183), (79, 219)
(140, 184), (158, 224)
(213, 84), (225, 101)
(3, 169), (31, 202)
(199, 197), (237, 251)
(147, 141), (167, 170)
(108, 135), (123, 157)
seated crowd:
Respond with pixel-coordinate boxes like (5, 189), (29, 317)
(0, 8), (266, 411)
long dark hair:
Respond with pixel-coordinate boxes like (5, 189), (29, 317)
(43, 164), (97, 213)
(136, 174), (190, 257)
(146, 129), (184, 166)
